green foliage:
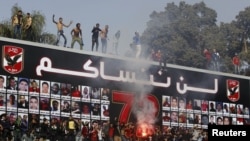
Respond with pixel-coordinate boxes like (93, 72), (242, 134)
(0, 21), (12, 37)
(141, 1), (250, 74)
(0, 3), (56, 43)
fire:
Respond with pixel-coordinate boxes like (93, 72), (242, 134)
(136, 123), (154, 138)
(142, 131), (147, 137)
(134, 94), (157, 139)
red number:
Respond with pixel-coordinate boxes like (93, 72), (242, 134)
(113, 91), (134, 123)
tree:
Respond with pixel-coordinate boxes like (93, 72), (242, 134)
(0, 4), (55, 43)
(212, 6), (250, 74)
(0, 21), (12, 38)
(140, 1), (250, 74)
(141, 1), (219, 69)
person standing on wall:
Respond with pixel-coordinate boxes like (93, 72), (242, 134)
(113, 30), (120, 55)
(155, 49), (167, 74)
(132, 31), (141, 58)
(24, 12), (32, 41)
(52, 14), (73, 47)
(91, 23), (102, 52)
(70, 23), (84, 50)
(203, 48), (212, 69)
(12, 10), (23, 39)
(100, 25), (109, 53)
(232, 53), (240, 74)
(211, 48), (220, 71)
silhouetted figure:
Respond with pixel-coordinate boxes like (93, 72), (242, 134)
(91, 23), (102, 51)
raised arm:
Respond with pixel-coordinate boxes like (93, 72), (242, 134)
(64, 20), (73, 28)
(52, 14), (57, 24)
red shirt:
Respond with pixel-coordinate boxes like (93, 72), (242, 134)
(29, 87), (40, 93)
(71, 90), (81, 97)
(204, 50), (211, 61)
(163, 101), (170, 107)
(108, 127), (114, 138)
(90, 129), (98, 141)
(0, 100), (3, 106)
(155, 52), (162, 61)
(82, 126), (89, 138)
(232, 56), (240, 66)
(125, 128), (133, 139)
(201, 102), (208, 111)
(186, 104), (193, 109)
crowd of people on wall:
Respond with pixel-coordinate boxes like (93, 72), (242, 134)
(203, 48), (243, 74)
(1, 10), (247, 74)
(148, 47), (244, 75)
(2, 10), (144, 58)
(10, 10), (32, 41)
(0, 9), (146, 59)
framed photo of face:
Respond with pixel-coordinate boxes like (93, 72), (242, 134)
(101, 104), (110, 120)
(0, 94), (6, 111)
(0, 75), (6, 91)
(71, 101), (81, 118)
(17, 77), (29, 93)
(170, 96), (178, 108)
(29, 79), (40, 94)
(29, 96), (39, 114)
(51, 99), (60, 116)
(17, 95), (28, 113)
(7, 94), (17, 111)
(193, 99), (201, 112)
(6, 76), (18, 92)
(178, 97), (186, 110)
(82, 86), (91, 102)
(40, 81), (50, 95)
(51, 82), (61, 95)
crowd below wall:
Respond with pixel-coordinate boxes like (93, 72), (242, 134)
(0, 112), (209, 141)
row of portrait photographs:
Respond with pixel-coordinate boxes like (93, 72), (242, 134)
(162, 110), (250, 129)
(162, 96), (250, 118)
(0, 75), (111, 102)
(0, 94), (110, 120)
(0, 111), (106, 130)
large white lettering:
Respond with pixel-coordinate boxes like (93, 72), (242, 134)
(36, 57), (218, 93)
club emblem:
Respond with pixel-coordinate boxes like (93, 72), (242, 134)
(227, 79), (240, 102)
(2, 45), (24, 74)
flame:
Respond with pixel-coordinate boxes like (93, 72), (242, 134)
(136, 123), (154, 138)
(142, 131), (147, 137)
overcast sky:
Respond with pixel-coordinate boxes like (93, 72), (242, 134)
(1, 0), (250, 55)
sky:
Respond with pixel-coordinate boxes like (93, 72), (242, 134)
(1, 0), (250, 55)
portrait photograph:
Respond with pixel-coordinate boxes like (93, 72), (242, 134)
(40, 80), (50, 95)
(0, 75), (6, 91)
(17, 77), (29, 93)
(29, 96), (39, 111)
(29, 79), (40, 93)
(6, 76), (18, 91)
(50, 82), (61, 95)
(17, 95), (29, 111)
